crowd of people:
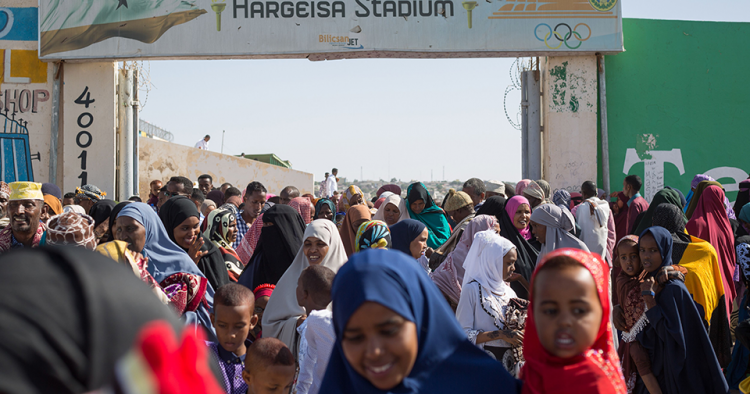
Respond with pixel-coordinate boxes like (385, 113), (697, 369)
(1, 170), (749, 394)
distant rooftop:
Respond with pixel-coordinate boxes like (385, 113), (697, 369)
(238, 153), (292, 169)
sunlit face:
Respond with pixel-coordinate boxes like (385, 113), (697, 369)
(462, 186), (483, 207)
(303, 236), (329, 265)
(211, 303), (256, 355)
(493, 222), (501, 235)
(167, 181), (188, 197)
(279, 191), (292, 205)
(114, 216), (146, 253)
(349, 194), (364, 207)
(157, 190), (170, 211)
(8, 200), (42, 234)
(383, 203), (401, 226)
(78, 197), (95, 214)
(410, 200), (425, 215)
(533, 264), (602, 359)
(39, 203), (52, 224)
(639, 233), (662, 273)
(341, 302), (419, 391)
(449, 206), (472, 224)
(150, 182), (163, 197)
(513, 203), (531, 230)
(173, 216), (200, 249)
(62, 197), (74, 207)
(94, 221), (109, 245)
(198, 178), (213, 196)
(409, 228), (429, 259)
(618, 241), (642, 277)
(0, 194), (9, 217)
(531, 221), (547, 244)
(244, 191), (267, 219)
(318, 204), (333, 221)
(503, 248), (517, 281)
(226, 219), (238, 244)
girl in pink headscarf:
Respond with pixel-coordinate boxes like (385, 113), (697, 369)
(506, 196), (532, 241)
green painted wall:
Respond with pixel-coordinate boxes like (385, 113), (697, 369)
(605, 18), (749, 202)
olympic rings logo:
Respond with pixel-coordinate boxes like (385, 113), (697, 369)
(534, 23), (591, 50)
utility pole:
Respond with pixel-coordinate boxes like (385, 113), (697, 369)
(221, 130), (225, 154)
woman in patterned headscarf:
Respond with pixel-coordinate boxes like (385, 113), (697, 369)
(289, 196), (314, 225)
(203, 208), (243, 281)
(339, 185), (365, 213)
(354, 220), (391, 252)
(523, 181), (550, 210)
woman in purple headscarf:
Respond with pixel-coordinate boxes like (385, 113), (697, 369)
(686, 174), (736, 219)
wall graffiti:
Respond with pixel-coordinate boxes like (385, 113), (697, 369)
(0, 108), (39, 181)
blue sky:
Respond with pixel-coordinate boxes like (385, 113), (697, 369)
(139, 0), (750, 183)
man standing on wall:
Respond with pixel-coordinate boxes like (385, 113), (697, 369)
(195, 135), (210, 150)
(325, 168), (338, 198)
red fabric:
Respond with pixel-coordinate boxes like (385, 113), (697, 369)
(374, 197), (386, 209)
(236, 213), (264, 264)
(626, 196), (649, 235)
(521, 248), (627, 394)
(128, 321), (225, 394)
(612, 192), (630, 243)
(289, 197), (313, 224)
(160, 273), (208, 316)
(686, 185), (736, 312)
(253, 283), (276, 299)
(0, 221), (45, 252)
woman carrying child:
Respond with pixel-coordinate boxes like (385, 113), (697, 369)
(636, 227), (729, 393)
(261, 219), (348, 356)
(456, 230), (528, 376)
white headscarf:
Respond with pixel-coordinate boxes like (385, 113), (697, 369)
(372, 193), (410, 225)
(261, 219), (348, 354)
(461, 230), (516, 295)
(63, 205), (86, 214)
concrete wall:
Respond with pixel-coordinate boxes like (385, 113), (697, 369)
(0, 1), (54, 183)
(542, 55), (599, 193)
(139, 137), (314, 199)
(605, 19), (749, 203)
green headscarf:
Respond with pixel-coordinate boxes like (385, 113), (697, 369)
(405, 182), (451, 249)
(633, 188), (686, 236)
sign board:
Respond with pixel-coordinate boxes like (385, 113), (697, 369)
(39, 0), (622, 60)
(62, 62), (116, 197)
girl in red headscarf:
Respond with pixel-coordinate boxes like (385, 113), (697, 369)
(521, 248), (627, 394)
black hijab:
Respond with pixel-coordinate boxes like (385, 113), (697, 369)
(238, 204), (306, 290)
(476, 195), (538, 299)
(651, 203), (691, 264)
(89, 199), (117, 227)
(159, 196), (230, 290)
(105, 201), (131, 242)
(0, 246), (182, 394)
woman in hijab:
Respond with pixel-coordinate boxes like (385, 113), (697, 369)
(727, 204), (750, 389)
(636, 227), (729, 393)
(530, 204), (589, 263)
(116, 202), (215, 337)
(40, 194), (63, 224)
(314, 198), (336, 222)
(632, 188), (684, 236)
(664, 186), (686, 208)
(105, 201), (131, 242)
(261, 219), (348, 355)
(477, 196), (539, 299)
(515, 180), (532, 197)
(686, 180), (736, 220)
(89, 199), (116, 245)
(536, 180), (551, 201)
(372, 193), (410, 227)
(390, 219), (431, 274)
(456, 231), (526, 376)
(340, 205), (372, 257)
(0, 247), (205, 394)
(290, 196), (314, 225)
(238, 204), (306, 290)
(96, 240), (169, 304)
(734, 180), (750, 217)
(507, 196), (533, 241)
(319, 249), (521, 394)
(159, 196), (230, 291)
(355, 220), (391, 252)
(406, 182), (451, 249)
(651, 203), (731, 366)
(612, 192), (630, 243)
(431, 215), (498, 308)
(376, 184), (402, 199)
(686, 185), (737, 310)
(521, 248), (627, 394)
(203, 208), (243, 281)
(339, 185), (365, 213)
(522, 181), (550, 210)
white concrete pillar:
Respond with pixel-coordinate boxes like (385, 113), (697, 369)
(542, 56), (599, 193)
